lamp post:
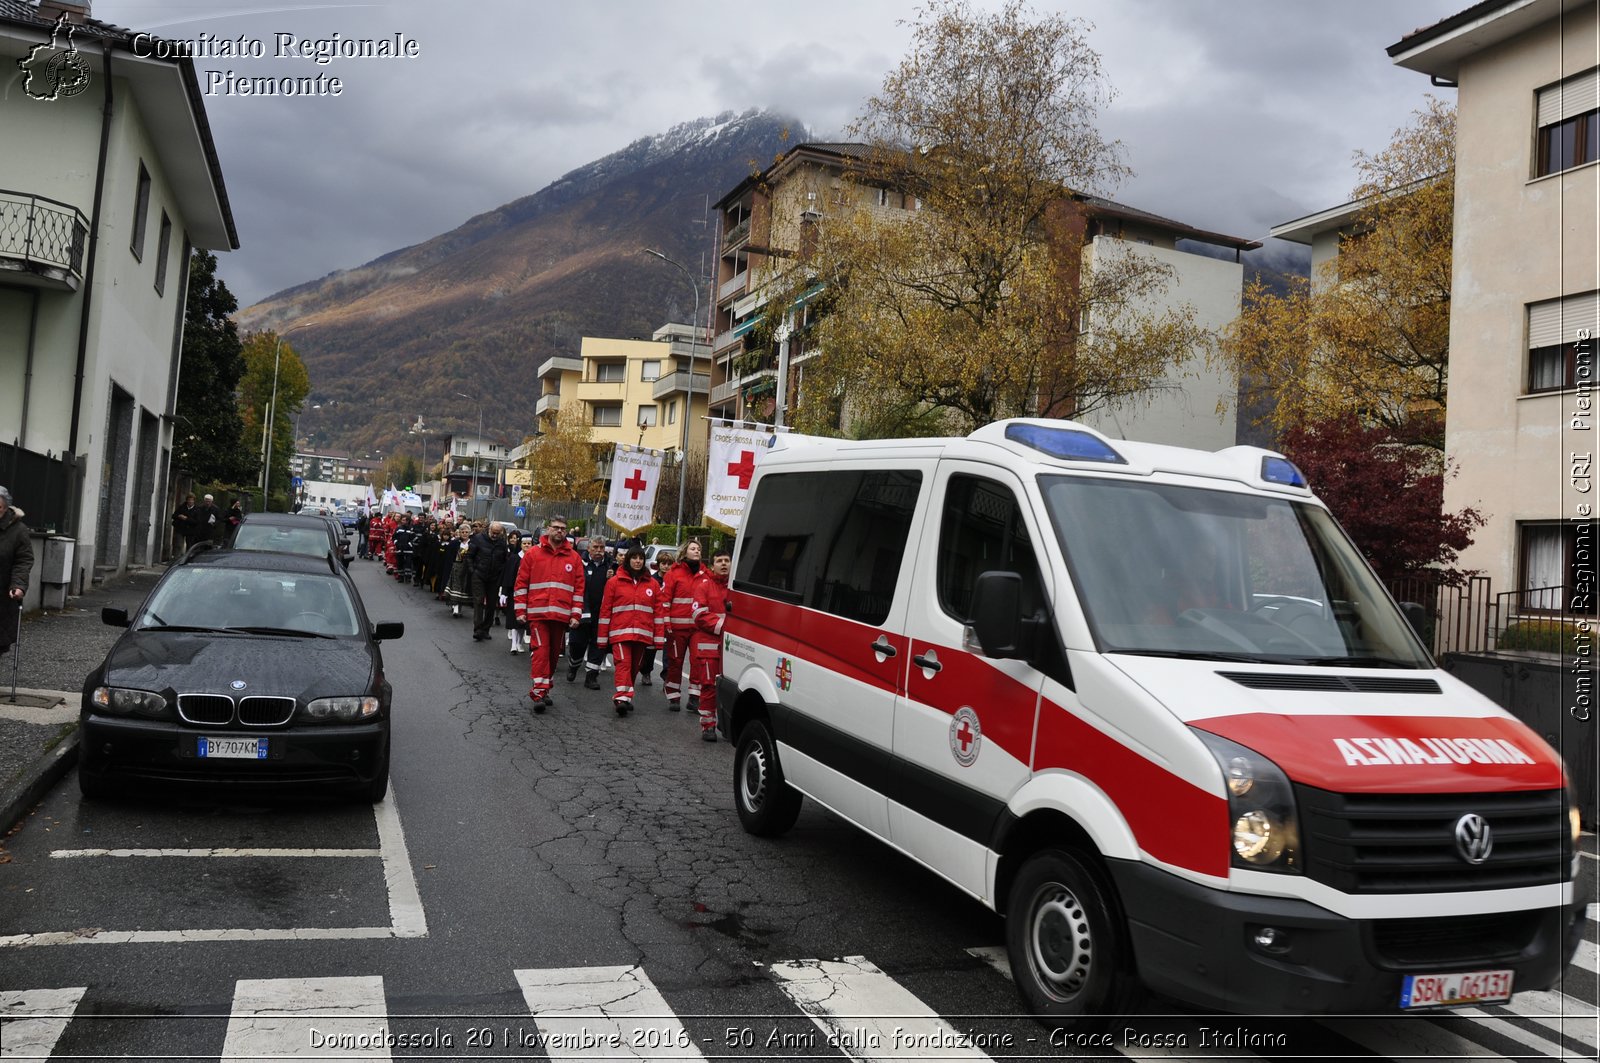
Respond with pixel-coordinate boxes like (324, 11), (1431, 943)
(261, 320), (317, 512)
(642, 248), (702, 545)
(456, 392), (484, 518)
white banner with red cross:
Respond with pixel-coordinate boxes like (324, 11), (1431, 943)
(704, 421), (787, 533)
(605, 443), (665, 535)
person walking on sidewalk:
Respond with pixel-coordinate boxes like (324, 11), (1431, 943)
(660, 540), (703, 710)
(0, 486), (34, 661)
(567, 538), (612, 688)
(688, 546), (732, 741)
(513, 515), (584, 714)
(596, 547), (664, 716)
(171, 493), (200, 554)
(467, 522), (509, 642)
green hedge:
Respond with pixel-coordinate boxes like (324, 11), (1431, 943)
(1497, 620), (1581, 653)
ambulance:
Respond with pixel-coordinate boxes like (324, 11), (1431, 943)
(718, 418), (1588, 1027)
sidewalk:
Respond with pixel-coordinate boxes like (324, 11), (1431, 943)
(0, 567), (163, 834)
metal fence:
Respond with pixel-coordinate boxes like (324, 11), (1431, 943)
(1384, 574), (1586, 656)
(0, 442), (80, 536)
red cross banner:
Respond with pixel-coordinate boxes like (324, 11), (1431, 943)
(704, 420), (787, 533)
(604, 443), (665, 535)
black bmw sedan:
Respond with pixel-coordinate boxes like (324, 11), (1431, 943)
(79, 550), (402, 802)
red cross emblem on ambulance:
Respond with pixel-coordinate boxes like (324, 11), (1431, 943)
(775, 656), (793, 692)
(949, 706), (981, 767)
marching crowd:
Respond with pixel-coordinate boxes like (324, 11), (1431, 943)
(358, 511), (730, 740)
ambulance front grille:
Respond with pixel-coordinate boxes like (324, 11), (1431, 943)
(1295, 786), (1570, 894)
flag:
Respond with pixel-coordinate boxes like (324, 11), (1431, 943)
(704, 420), (786, 532)
(605, 443), (664, 535)
(365, 484), (377, 514)
(450, 495), (458, 519)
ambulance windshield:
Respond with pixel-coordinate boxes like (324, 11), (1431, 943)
(1040, 476), (1431, 667)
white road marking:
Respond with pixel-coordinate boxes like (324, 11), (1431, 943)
(1572, 938), (1599, 975)
(221, 975), (388, 1059)
(0, 786), (426, 948)
(514, 965), (707, 1061)
(1323, 1018), (1518, 1061)
(0, 987), (86, 1060)
(49, 847), (381, 859)
(770, 955), (995, 1060)
(1455, 1004), (1597, 1057)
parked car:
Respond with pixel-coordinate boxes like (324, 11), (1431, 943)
(79, 549), (402, 801)
(232, 512), (350, 568)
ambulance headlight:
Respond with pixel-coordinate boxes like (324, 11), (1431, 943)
(1193, 729), (1301, 873)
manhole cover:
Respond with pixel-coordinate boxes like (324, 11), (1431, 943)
(1, 694), (63, 709)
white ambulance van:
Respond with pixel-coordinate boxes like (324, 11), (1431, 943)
(720, 418), (1587, 1027)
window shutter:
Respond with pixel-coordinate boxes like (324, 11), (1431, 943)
(1528, 291), (1600, 349)
(1537, 68), (1600, 127)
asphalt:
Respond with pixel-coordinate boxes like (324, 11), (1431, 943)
(0, 567), (163, 837)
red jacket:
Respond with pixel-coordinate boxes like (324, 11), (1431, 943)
(689, 570), (729, 667)
(513, 536), (585, 625)
(597, 568), (665, 647)
(661, 560), (704, 631)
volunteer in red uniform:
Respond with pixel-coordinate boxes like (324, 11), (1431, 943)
(688, 547), (732, 741)
(596, 547), (665, 716)
(659, 539), (703, 711)
(513, 516), (584, 713)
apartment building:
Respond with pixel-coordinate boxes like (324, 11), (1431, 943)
(1389, 0), (1599, 615)
(0, 0), (237, 591)
(709, 142), (1256, 450)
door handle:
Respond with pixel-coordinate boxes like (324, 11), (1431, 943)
(912, 652), (942, 673)
(870, 637), (897, 657)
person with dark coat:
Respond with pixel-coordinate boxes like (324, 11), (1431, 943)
(413, 518), (437, 589)
(566, 538), (614, 688)
(225, 499), (245, 544)
(171, 493), (200, 554)
(499, 531), (526, 653)
(392, 516), (416, 582)
(195, 493), (224, 542)
(356, 510), (371, 559)
(467, 522), (509, 641)
(0, 486), (34, 660)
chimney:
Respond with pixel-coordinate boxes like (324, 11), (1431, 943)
(37, 0), (90, 24)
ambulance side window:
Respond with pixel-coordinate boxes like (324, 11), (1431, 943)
(936, 475), (1045, 623)
(737, 468), (922, 625)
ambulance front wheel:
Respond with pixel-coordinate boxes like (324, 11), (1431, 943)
(734, 719), (802, 836)
(1006, 848), (1137, 1030)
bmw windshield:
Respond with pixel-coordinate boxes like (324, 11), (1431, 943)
(1039, 476), (1431, 667)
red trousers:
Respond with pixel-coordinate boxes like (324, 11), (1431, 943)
(662, 629), (691, 703)
(609, 640), (651, 703)
(527, 620), (566, 698)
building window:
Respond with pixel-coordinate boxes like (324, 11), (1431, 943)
(1519, 522), (1598, 615)
(1528, 342), (1594, 392)
(592, 405), (622, 427)
(594, 362), (626, 383)
(641, 359), (661, 382)
(1536, 70), (1600, 177)
(1527, 293), (1598, 392)
(153, 212), (172, 295)
(131, 162), (151, 261)
(637, 405), (658, 428)
(666, 400), (677, 426)
(875, 187), (890, 207)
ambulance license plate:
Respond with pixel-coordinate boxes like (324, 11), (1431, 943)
(198, 736), (268, 760)
(1400, 969), (1513, 1009)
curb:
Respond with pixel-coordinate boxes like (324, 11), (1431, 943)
(0, 724), (79, 835)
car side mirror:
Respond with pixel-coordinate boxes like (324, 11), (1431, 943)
(101, 607), (130, 628)
(373, 621), (404, 641)
(968, 571), (1025, 659)
(1399, 601), (1428, 639)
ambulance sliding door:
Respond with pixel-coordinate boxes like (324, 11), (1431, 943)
(892, 462), (1049, 901)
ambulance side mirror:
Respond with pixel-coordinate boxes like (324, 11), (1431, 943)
(969, 572), (1025, 659)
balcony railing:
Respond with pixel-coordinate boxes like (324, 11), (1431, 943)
(719, 270), (748, 301)
(535, 392), (560, 416)
(722, 217), (750, 251)
(538, 355), (582, 379)
(709, 379), (740, 405)
(0, 189), (88, 289)
(652, 370), (710, 400)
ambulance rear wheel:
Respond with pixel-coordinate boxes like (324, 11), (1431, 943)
(1006, 848), (1136, 1030)
(734, 720), (801, 836)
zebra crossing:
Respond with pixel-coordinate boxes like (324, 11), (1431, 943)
(3, 946), (1596, 1062)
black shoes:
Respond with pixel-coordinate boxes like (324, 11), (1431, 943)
(583, 672), (600, 690)
(701, 729), (717, 743)
(688, 694), (700, 712)
(639, 674), (652, 686)
(473, 632), (488, 641)
(530, 692), (551, 714)
(614, 700), (632, 716)
(567, 663), (579, 682)
(667, 699), (681, 712)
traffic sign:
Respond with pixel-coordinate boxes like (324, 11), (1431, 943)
(514, 505), (527, 518)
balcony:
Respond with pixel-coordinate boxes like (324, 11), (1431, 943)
(709, 379), (740, 406)
(719, 270), (748, 301)
(652, 369), (710, 401)
(537, 355), (582, 379)
(722, 217), (750, 251)
(535, 392), (560, 416)
(0, 190), (88, 291)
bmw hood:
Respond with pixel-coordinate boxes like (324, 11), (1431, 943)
(103, 632), (375, 703)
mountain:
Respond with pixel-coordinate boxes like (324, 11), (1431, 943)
(235, 110), (806, 459)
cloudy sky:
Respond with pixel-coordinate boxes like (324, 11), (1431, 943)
(100, 0), (1467, 308)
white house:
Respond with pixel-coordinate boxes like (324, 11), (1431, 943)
(0, 0), (237, 599)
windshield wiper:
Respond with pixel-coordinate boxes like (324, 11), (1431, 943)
(1113, 649), (1277, 664)
(226, 626), (335, 639)
(1290, 655), (1418, 669)
(139, 624), (230, 634)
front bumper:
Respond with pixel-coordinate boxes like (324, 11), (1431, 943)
(80, 713), (388, 791)
(1108, 858), (1591, 1014)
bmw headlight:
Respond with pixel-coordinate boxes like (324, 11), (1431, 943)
(303, 696), (381, 723)
(1192, 728), (1301, 873)
(91, 687), (167, 717)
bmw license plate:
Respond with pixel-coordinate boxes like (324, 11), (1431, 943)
(198, 737), (268, 760)
(1400, 969), (1513, 1009)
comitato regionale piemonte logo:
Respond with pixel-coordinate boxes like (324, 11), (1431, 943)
(19, 12), (91, 101)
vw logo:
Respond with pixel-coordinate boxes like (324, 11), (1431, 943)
(1454, 813), (1493, 864)
(230, 680), (247, 690)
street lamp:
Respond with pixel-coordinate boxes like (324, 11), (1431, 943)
(642, 248), (703, 545)
(261, 320), (317, 511)
(457, 392), (484, 518)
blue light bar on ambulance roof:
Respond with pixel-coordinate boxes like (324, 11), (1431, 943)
(1004, 423), (1126, 464)
(1261, 456), (1308, 487)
